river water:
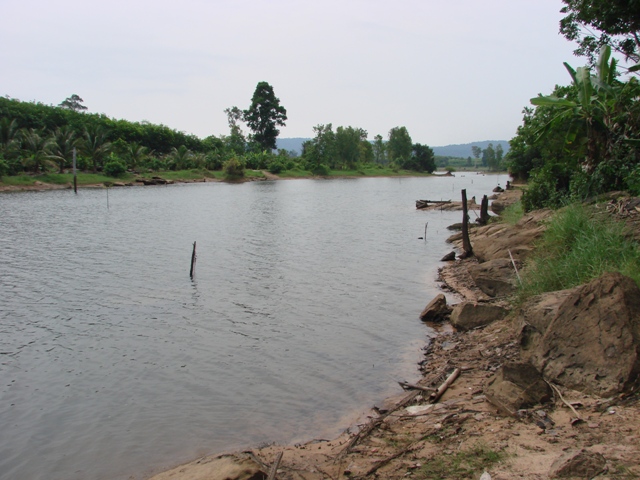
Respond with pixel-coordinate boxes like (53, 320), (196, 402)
(0, 173), (507, 479)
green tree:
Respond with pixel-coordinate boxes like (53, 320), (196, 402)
(335, 126), (368, 169)
(51, 126), (77, 173)
(302, 124), (336, 173)
(372, 134), (386, 164)
(387, 126), (412, 164)
(21, 129), (56, 173)
(495, 143), (504, 168)
(243, 82), (287, 151)
(559, 0), (640, 66)
(407, 143), (436, 172)
(0, 117), (21, 161)
(483, 143), (497, 170)
(81, 125), (112, 172)
(123, 142), (148, 170)
(59, 94), (88, 112)
(471, 145), (482, 168)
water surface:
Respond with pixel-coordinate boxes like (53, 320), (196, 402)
(0, 174), (507, 479)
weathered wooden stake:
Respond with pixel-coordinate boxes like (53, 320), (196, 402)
(189, 241), (197, 278)
(479, 194), (489, 225)
(106, 185), (109, 209)
(461, 189), (473, 257)
(424, 222), (428, 240)
(72, 147), (77, 194)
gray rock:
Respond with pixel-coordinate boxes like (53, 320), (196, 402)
(485, 362), (552, 416)
(550, 449), (606, 478)
(440, 251), (456, 262)
(521, 272), (640, 397)
(420, 294), (451, 322)
(468, 258), (518, 297)
(450, 302), (507, 331)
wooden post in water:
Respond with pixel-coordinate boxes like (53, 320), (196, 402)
(424, 222), (428, 240)
(72, 147), (77, 194)
(190, 241), (197, 278)
(461, 189), (473, 258)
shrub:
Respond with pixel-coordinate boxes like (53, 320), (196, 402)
(103, 160), (127, 177)
(223, 156), (245, 178)
(311, 163), (330, 176)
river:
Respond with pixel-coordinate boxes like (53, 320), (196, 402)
(0, 173), (508, 479)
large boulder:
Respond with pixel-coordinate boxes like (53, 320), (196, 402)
(485, 362), (552, 416)
(521, 272), (640, 397)
(468, 258), (518, 297)
(450, 302), (507, 331)
(419, 294), (451, 322)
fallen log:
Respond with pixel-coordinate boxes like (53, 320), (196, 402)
(398, 381), (436, 393)
(430, 368), (461, 403)
(416, 199), (451, 209)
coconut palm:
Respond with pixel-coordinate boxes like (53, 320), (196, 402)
(51, 126), (78, 173)
(21, 129), (56, 173)
(0, 118), (21, 160)
(81, 126), (112, 173)
(123, 142), (148, 170)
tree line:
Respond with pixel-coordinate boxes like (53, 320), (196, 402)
(0, 81), (436, 179)
(505, 0), (640, 211)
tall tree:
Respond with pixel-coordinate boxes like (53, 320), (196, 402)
(471, 145), (482, 165)
(243, 82), (287, 151)
(335, 126), (368, 169)
(409, 143), (436, 172)
(372, 134), (386, 164)
(59, 94), (88, 112)
(560, 0), (640, 66)
(387, 126), (412, 164)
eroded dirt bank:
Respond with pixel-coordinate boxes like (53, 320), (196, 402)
(148, 188), (640, 480)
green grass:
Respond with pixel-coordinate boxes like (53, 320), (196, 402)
(0, 172), (135, 186)
(417, 444), (504, 479)
(518, 203), (640, 300)
(139, 169), (217, 180)
(499, 200), (524, 225)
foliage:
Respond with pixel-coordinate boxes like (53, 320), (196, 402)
(223, 156), (245, 179)
(387, 126), (412, 163)
(511, 46), (640, 210)
(519, 203), (640, 301)
(103, 160), (127, 177)
(372, 134), (387, 164)
(559, 0), (640, 65)
(20, 128), (56, 173)
(399, 143), (436, 172)
(499, 200), (525, 225)
(58, 94), (88, 112)
(243, 82), (287, 151)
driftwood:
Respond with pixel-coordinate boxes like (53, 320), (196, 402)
(267, 451), (283, 480)
(430, 368), (461, 403)
(357, 444), (419, 478)
(398, 381), (436, 393)
(337, 364), (453, 459)
(416, 199), (451, 209)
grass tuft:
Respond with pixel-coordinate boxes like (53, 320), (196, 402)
(518, 203), (640, 300)
(417, 444), (504, 479)
(499, 200), (524, 225)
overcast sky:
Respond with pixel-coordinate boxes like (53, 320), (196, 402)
(1, 0), (580, 146)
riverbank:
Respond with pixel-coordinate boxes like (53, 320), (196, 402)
(146, 187), (640, 479)
(0, 168), (462, 193)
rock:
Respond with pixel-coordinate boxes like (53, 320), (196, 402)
(420, 294), (451, 322)
(492, 186), (504, 193)
(447, 223), (463, 231)
(112, 182), (125, 187)
(441, 251), (456, 262)
(549, 449), (606, 478)
(471, 210), (552, 262)
(467, 258), (518, 297)
(450, 302), (507, 331)
(485, 363), (552, 416)
(521, 272), (640, 397)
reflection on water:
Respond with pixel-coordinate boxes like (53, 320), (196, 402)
(0, 174), (507, 479)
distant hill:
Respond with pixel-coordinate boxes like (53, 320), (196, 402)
(276, 138), (509, 158)
(431, 140), (510, 159)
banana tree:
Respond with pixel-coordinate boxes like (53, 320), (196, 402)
(530, 45), (619, 172)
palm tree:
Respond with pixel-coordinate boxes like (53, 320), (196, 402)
(21, 129), (56, 173)
(0, 118), (21, 160)
(124, 142), (148, 170)
(168, 145), (193, 170)
(51, 126), (78, 173)
(81, 126), (112, 173)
